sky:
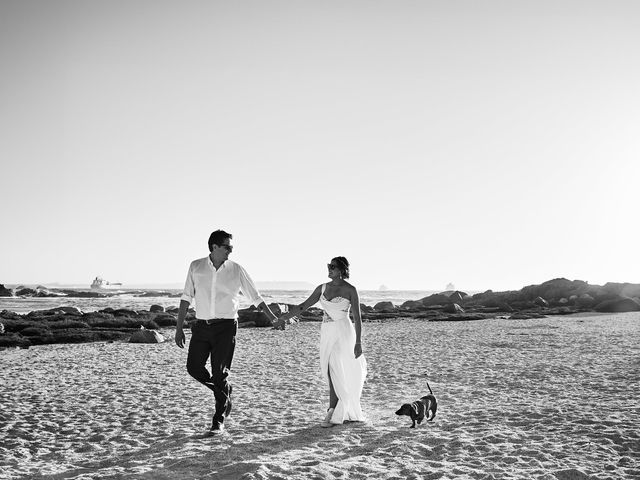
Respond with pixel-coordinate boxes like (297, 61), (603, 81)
(1, 0), (639, 292)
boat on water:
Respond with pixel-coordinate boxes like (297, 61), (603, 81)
(90, 277), (123, 290)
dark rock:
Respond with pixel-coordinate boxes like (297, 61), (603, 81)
(373, 301), (395, 312)
(594, 297), (640, 313)
(59, 306), (83, 315)
(237, 308), (273, 327)
(0, 318), (39, 333)
(82, 312), (116, 324)
(30, 307), (83, 317)
(152, 314), (177, 327)
(20, 326), (53, 337)
(113, 309), (139, 317)
(520, 278), (591, 302)
(419, 293), (453, 306)
(602, 282), (640, 298)
(0, 284), (13, 297)
(48, 319), (90, 329)
(129, 328), (165, 343)
(149, 305), (165, 313)
(34, 287), (65, 297)
(510, 300), (538, 310)
(0, 310), (22, 320)
(576, 294), (595, 308)
(400, 300), (426, 310)
(470, 290), (508, 305)
(0, 334), (31, 348)
(534, 296), (549, 307)
(15, 288), (37, 296)
(443, 291), (468, 303)
(360, 304), (374, 313)
(443, 303), (464, 314)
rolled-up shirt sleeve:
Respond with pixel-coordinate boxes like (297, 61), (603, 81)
(237, 264), (265, 307)
(180, 262), (195, 303)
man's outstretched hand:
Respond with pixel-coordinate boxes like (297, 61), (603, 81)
(175, 327), (185, 348)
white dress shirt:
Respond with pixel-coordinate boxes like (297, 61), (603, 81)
(180, 257), (265, 319)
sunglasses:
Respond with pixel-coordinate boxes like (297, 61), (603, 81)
(327, 263), (339, 270)
(218, 244), (233, 252)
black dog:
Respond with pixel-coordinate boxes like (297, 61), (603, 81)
(395, 383), (437, 428)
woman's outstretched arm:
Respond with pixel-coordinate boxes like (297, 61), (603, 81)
(278, 285), (323, 321)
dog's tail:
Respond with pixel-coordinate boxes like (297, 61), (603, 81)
(427, 382), (433, 395)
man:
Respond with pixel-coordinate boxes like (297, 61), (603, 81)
(175, 229), (285, 435)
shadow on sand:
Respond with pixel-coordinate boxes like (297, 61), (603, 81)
(45, 421), (431, 479)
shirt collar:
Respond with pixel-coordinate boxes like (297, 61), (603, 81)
(207, 256), (226, 269)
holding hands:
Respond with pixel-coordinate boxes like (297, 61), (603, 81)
(272, 311), (298, 330)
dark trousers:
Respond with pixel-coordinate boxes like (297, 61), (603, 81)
(186, 320), (237, 423)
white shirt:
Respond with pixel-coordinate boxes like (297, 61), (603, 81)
(180, 257), (265, 319)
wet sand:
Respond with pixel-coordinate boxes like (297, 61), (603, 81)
(1, 313), (639, 479)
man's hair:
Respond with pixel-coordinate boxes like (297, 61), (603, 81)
(332, 256), (350, 279)
(208, 230), (233, 252)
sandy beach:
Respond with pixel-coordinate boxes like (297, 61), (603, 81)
(1, 313), (639, 480)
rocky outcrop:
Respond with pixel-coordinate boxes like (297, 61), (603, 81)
(576, 294), (595, 308)
(0, 285), (13, 297)
(13, 286), (65, 298)
(443, 303), (464, 314)
(534, 297), (549, 307)
(149, 305), (165, 313)
(594, 297), (640, 313)
(462, 278), (640, 311)
(443, 291), (468, 303)
(373, 301), (395, 312)
(400, 300), (427, 310)
(2, 277), (639, 348)
(602, 282), (640, 299)
(28, 307), (83, 316)
(419, 293), (453, 306)
(238, 303), (290, 327)
(58, 290), (106, 298)
(519, 278), (592, 303)
(129, 327), (165, 343)
(15, 288), (37, 296)
(360, 304), (374, 313)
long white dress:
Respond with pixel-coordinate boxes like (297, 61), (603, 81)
(319, 283), (367, 424)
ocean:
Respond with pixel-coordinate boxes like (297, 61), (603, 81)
(0, 289), (438, 314)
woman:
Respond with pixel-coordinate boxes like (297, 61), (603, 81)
(279, 256), (367, 427)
